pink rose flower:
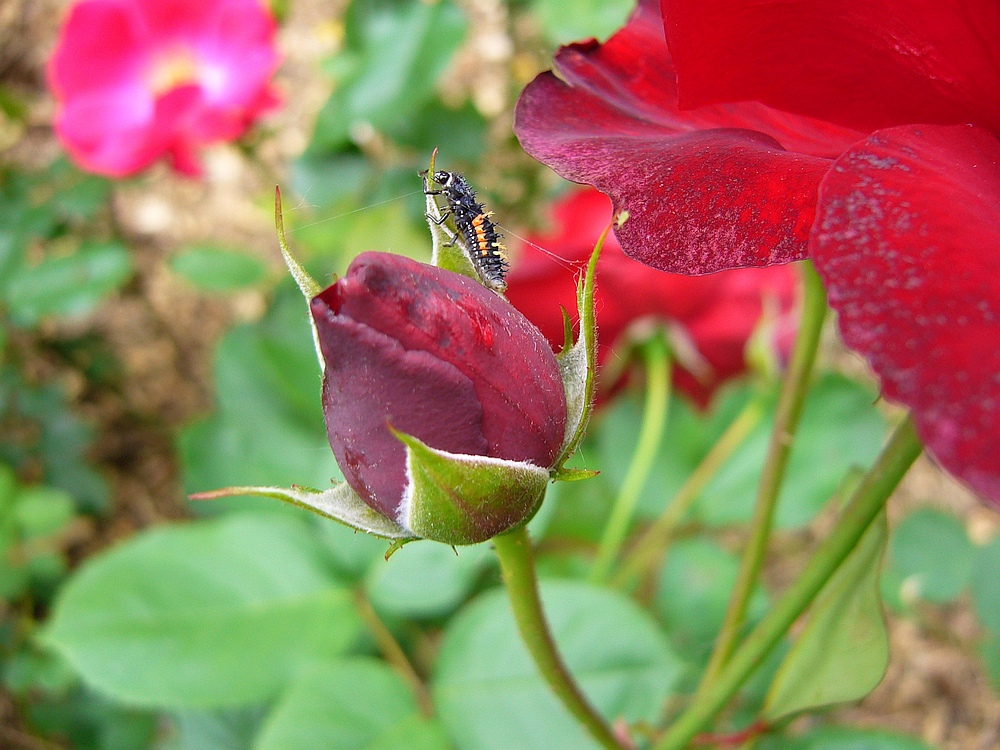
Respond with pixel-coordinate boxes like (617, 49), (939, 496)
(48, 0), (281, 177)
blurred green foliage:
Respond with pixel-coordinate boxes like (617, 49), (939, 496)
(0, 159), (130, 327)
(169, 247), (269, 292)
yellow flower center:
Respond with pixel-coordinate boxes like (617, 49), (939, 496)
(147, 48), (201, 95)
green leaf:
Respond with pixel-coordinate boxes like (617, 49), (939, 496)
(170, 247), (268, 291)
(164, 706), (266, 750)
(654, 537), (768, 664)
(971, 535), (1000, 632)
(41, 514), (361, 708)
(980, 629), (1000, 694)
(887, 508), (974, 604)
(254, 658), (447, 750)
(0, 368), (109, 513)
(50, 165), (110, 221)
(398, 430), (550, 545)
(385, 100), (487, 162)
(543, 463), (615, 543)
(3, 645), (78, 696)
(530, 0), (633, 45)
(596, 384), (757, 522)
(759, 725), (934, 750)
(12, 485), (75, 538)
(433, 580), (685, 750)
(763, 512), (889, 720)
(694, 373), (888, 528)
(295, 194), (426, 267)
(315, 520), (391, 581)
(365, 541), (492, 618)
(365, 714), (452, 750)
(3, 241), (132, 325)
(0, 462), (19, 506)
(26, 686), (159, 750)
(290, 152), (374, 210)
(307, 0), (466, 154)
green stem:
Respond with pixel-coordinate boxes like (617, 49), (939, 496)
(652, 416), (922, 750)
(698, 261), (827, 690)
(590, 336), (672, 584)
(611, 396), (766, 590)
(493, 527), (625, 750)
(353, 588), (435, 719)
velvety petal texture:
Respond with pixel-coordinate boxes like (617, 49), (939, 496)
(518, 0), (1000, 506)
(312, 252), (567, 521)
(514, 0), (846, 274)
(662, 0), (1000, 134)
(48, 0), (280, 177)
(811, 125), (1000, 506)
(505, 189), (798, 405)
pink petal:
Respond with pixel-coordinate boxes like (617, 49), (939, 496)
(811, 124), (1000, 506)
(54, 86), (160, 176)
(133, 0), (226, 39)
(663, 0), (1000, 134)
(194, 0), (280, 108)
(48, 0), (149, 98)
(48, 0), (280, 178)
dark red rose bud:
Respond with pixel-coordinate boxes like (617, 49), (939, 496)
(310, 252), (567, 523)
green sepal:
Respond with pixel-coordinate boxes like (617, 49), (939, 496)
(393, 429), (550, 546)
(559, 306), (574, 355)
(553, 225), (607, 472)
(551, 467), (600, 482)
(274, 187), (326, 373)
(763, 509), (890, 720)
(189, 482), (415, 540)
(422, 149), (505, 293)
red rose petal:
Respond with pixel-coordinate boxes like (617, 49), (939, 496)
(332, 253), (566, 470)
(313, 308), (487, 518)
(663, 0), (1000, 134)
(516, 100), (829, 274)
(548, 0), (863, 158)
(514, 0), (838, 274)
(811, 124), (1000, 505)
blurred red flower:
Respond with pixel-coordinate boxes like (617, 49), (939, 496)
(514, 0), (1000, 505)
(48, 0), (280, 177)
(504, 188), (797, 406)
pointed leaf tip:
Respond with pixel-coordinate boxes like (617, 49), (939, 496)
(275, 186), (322, 300)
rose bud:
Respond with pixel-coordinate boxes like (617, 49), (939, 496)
(309, 251), (568, 544)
